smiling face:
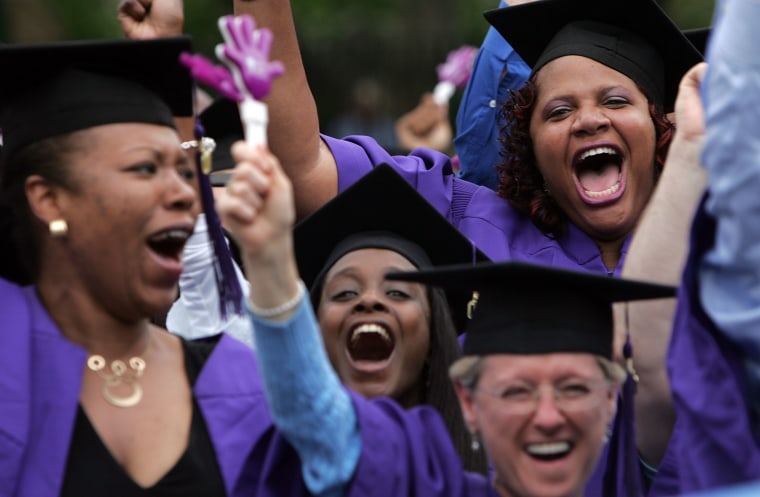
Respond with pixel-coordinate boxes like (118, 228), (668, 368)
(316, 248), (431, 407)
(46, 122), (197, 319)
(457, 353), (617, 497)
(530, 55), (658, 243)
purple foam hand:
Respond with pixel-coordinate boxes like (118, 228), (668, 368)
(179, 52), (243, 102)
(216, 15), (285, 101)
(432, 45), (478, 105)
(436, 45), (478, 88)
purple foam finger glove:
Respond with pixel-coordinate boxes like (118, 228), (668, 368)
(216, 15), (285, 101)
(215, 14), (285, 145)
(433, 45), (478, 105)
(436, 45), (478, 88)
(179, 52), (243, 102)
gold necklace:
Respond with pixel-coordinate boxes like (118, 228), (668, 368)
(87, 354), (147, 408)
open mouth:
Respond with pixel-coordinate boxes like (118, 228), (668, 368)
(147, 228), (191, 260)
(347, 323), (395, 363)
(573, 146), (625, 205)
(525, 441), (573, 462)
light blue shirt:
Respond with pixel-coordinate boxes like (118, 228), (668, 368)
(677, 481), (760, 497)
(454, 0), (531, 190)
(247, 297), (360, 497)
(699, 0), (760, 416)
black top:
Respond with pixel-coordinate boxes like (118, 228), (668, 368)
(60, 337), (226, 497)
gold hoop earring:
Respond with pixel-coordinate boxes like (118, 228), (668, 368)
(49, 219), (68, 237)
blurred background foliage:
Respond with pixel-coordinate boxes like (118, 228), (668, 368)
(0, 0), (714, 135)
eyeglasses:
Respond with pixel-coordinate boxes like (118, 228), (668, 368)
(475, 380), (612, 416)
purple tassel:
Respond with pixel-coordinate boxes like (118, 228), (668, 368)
(194, 119), (244, 318)
(603, 332), (646, 497)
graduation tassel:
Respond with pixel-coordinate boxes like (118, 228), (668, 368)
(194, 118), (244, 319)
(178, 13), (284, 319)
(603, 304), (646, 497)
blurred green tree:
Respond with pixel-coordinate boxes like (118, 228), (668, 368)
(4, 0), (714, 133)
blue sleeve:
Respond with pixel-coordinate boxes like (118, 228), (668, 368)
(676, 481), (760, 497)
(699, 0), (760, 413)
(247, 298), (361, 497)
(454, 0), (531, 191)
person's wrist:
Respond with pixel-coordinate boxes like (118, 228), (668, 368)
(241, 233), (294, 267)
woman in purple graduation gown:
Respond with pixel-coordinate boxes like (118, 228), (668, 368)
(0, 38), (305, 496)
(216, 139), (676, 497)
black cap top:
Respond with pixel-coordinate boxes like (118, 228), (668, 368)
(294, 164), (490, 331)
(0, 36), (194, 160)
(683, 28), (711, 56)
(198, 97), (244, 174)
(484, 0), (703, 112)
(387, 261), (676, 358)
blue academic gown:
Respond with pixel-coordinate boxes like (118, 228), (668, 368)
(0, 278), (307, 497)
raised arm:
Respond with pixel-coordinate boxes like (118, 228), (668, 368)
(233, 0), (339, 219)
(613, 62), (708, 466)
(217, 142), (358, 496)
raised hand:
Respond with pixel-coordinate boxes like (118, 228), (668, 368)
(395, 93), (453, 153)
(433, 45), (477, 105)
(672, 62), (707, 141)
(118, 0), (184, 40)
(217, 143), (295, 261)
(436, 45), (478, 88)
(216, 15), (285, 101)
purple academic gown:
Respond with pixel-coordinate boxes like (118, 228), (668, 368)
(348, 394), (499, 497)
(348, 391), (642, 497)
(327, 135), (662, 497)
(661, 201), (760, 494)
(0, 279), (307, 497)
(325, 134), (631, 274)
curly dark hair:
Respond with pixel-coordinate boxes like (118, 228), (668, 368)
(495, 78), (675, 238)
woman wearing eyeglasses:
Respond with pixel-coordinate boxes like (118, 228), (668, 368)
(447, 350), (626, 497)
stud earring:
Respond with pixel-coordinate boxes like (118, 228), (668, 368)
(49, 219), (68, 237)
(603, 424), (613, 444)
(470, 431), (480, 452)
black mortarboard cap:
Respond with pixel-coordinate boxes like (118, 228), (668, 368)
(294, 164), (490, 331)
(0, 36), (194, 160)
(683, 28), (711, 56)
(387, 261), (676, 358)
(484, 0), (703, 112)
(198, 97), (244, 181)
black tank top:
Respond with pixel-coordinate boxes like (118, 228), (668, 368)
(60, 337), (227, 497)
